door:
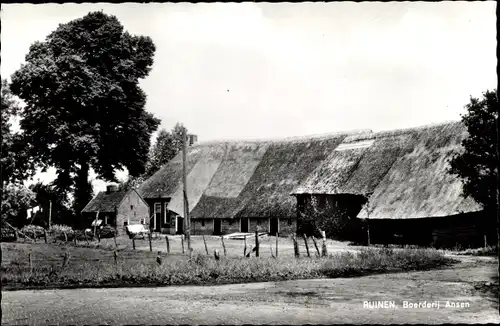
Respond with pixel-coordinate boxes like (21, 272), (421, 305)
(176, 216), (183, 235)
(240, 218), (249, 233)
(270, 218), (279, 236)
(214, 219), (222, 235)
(154, 203), (162, 232)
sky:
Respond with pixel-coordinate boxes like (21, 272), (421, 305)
(1, 2), (497, 194)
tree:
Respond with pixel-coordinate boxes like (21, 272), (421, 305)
(10, 12), (161, 226)
(1, 183), (36, 228)
(1, 79), (34, 187)
(144, 123), (188, 177)
(449, 89), (498, 213)
(30, 182), (75, 227)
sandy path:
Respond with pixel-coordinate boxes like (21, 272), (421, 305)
(2, 256), (498, 325)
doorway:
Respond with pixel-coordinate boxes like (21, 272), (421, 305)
(240, 218), (249, 233)
(214, 219), (222, 235)
(177, 216), (183, 235)
(270, 218), (279, 236)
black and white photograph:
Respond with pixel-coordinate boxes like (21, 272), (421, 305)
(1, 1), (498, 325)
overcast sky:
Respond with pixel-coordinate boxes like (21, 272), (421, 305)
(1, 2), (497, 192)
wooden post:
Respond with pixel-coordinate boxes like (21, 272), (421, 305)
(275, 232), (279, 258)
(62, 251), (70, 269)
(113, 250), (118, 267)
(28, 252), (33, 272)
(203, 235), (208, 255)
(181, 235), (185, 254)
(255, 230), (259, 257)
(270, 244), (275, 258)
(132, 238), (136, 250)
(113, 231), (118, 249)
(312, 237), (321, 257)
(166, 235), (170, 254)
(322, 238), (328, 257)
(63, 231), (68, 243)
(221, 236), (227, 256)
(48, 200), (52, 229)
(84, 231), (89, 245)
(73, 233), (77, 245)
(484, 234), (487, 248)
(148, 232), (152, 252)
(244, 235), (248, 257)
(32, 231), (36, 243)
(44, 229), (48, 244)
(182, 127), (192, 257)
(293, 235), (300, 258)
(303, 234), (310, 257)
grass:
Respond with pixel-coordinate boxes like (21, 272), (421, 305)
(1, 241), (455, 290)
(454, 245), (498, 257)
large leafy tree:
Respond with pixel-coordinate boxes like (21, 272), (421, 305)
(144, 123), (188, 177)
(449, 89), (498, 213)
(10, 12), (161, 225)
(1, 79), (34, 187)
(1, 183), (36, 228)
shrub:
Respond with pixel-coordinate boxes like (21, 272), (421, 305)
(99, 226), (116, 239)
(1, 227), (17, 242)
(21, 225), (45, 239)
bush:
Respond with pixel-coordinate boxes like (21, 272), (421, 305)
(99, 226), (116, 239)
(1, 227), (17, 242)
(21, 225), (45, 239)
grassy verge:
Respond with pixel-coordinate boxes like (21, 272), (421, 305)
(1, 243), (455, 290)
(454, 246), (498, 257)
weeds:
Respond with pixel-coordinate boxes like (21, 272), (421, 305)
(1, 246), (453, 289)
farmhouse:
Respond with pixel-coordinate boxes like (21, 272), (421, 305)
(137, 130), (364, 236)
(81, 185), (150, 234)
(136, 121), (493, 247)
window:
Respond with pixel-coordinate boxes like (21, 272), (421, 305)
(288, 218), (292, 226)
(201, 220), (205, 227)
(140, 218), (145, 224)
(124, 221), (128, 226)
(130, 205), (134, 210)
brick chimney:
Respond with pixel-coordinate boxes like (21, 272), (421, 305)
(106, 184), (118, 194)
(188, 134), (198, 146)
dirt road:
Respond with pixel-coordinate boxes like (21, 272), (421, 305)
(2, 256), (498, 325)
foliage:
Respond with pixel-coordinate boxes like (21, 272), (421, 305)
(99, 226), (116, 239)
(9, 11), (161, 222)
(449, 89), (498, 213)
(144, 123), (187, 177)
(1, 183), (37, 228)
(455, 245), (498, 257)
(30, 182), (75, 227)
(20, 225), (46, 239)
(1, 79), (35, 186)
(297, 195), (365, 240)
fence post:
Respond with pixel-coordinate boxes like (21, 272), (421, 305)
(63, 231), (68, 243)
(113, 250), (118, 268)
(181, 235), (185, 254)
(148, 232), (152, 252)
(202, 235), (208, 255)
(244, 235), (247, 257)
(322, 238), (328, 257)
(62, 251), (70, 270)
(166, 235), (170, 254)
(255, 230), (260, 257)
(221, 236), (227, 256)
(275, 232), (279, 258)
(303, 234), (310, 257)
(44, 229), (48, 244)
(270, 243), (275, 258)
(132, 238), (136, 250)
(293, 235), (300, 258)
(32, 231), (36, 243)
(74, 232), (77, 245)
(28, 252), (33, 272)
(113, 231), (118, 249)
(84, 231), (89, 245)
(312, 237), (321, 257)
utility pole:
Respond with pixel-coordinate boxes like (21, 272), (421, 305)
(182, 128), (191, 256)
(48, 200), (52, 229)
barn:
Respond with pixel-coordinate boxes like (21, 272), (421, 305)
(81, 185), (150, 234)
(136, 121), (494, 247)
(293, 122), (494, 248)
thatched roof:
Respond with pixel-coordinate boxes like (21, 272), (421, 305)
(82, 189), (135, 213)
(137, 121), (481, 220)
(356, 122), (483, 219)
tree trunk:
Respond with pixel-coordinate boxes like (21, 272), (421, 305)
(73, 161), (93, 229)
